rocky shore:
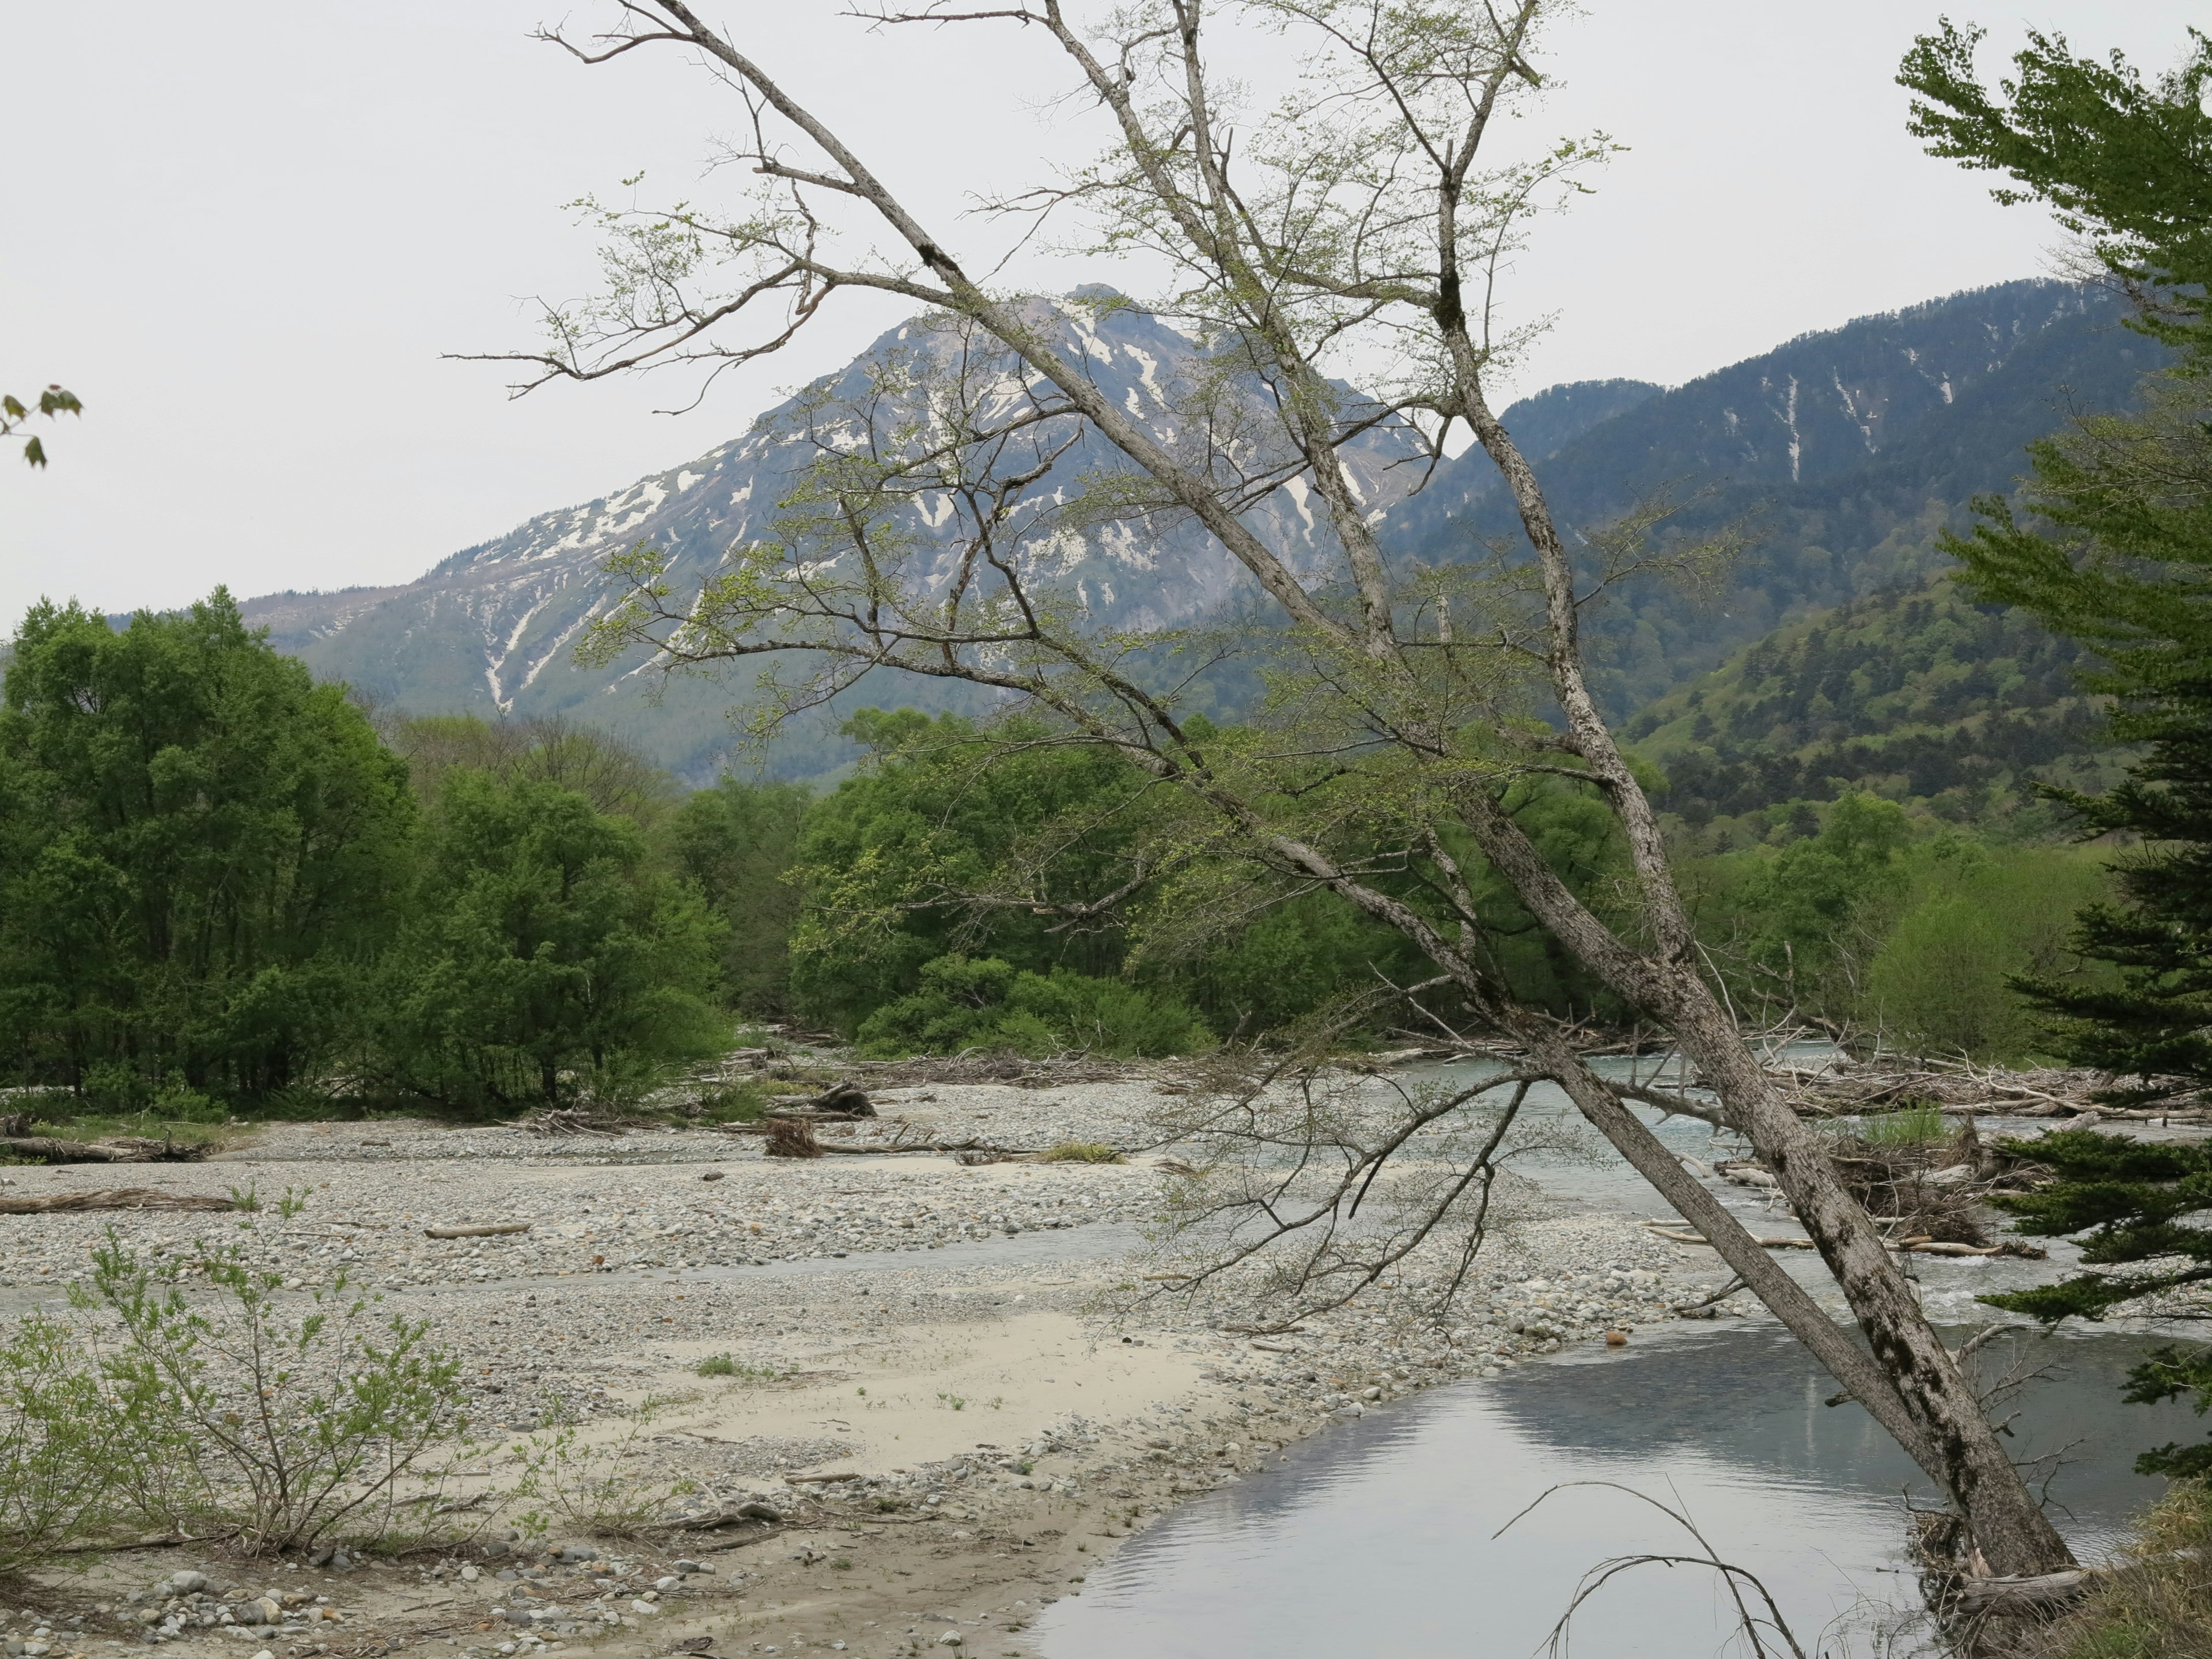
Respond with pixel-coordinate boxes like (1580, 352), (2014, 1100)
(0, 1070), (1736, 1659)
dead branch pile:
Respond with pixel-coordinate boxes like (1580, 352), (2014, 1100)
(1826, 1129), (1994, 1247)
(515, 1108), (628, 1137)
(763, 1117), (823, 1159)
(1774, 1055), (2209, 1123)
(845, 1051), (1162, 1089)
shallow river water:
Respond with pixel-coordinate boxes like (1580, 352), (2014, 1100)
(1037, 1321), (2197, 1659)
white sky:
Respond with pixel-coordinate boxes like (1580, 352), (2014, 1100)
(2, 1), (2202, 633)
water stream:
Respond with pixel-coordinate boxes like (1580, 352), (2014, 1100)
(1037, 1321), (2198, 1659)
(1035, 1050), (2206, 1657)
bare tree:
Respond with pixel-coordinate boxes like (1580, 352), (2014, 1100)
(478, 0), (2076, 1577)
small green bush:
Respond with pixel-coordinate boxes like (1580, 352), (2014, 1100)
(855, 955), (1210, 1059)
(0, 1313), (160, 1577)
(695, 1353), (737, 1377)
(507, 1404), (699, 1539)
(84, 1233), (471, 1553)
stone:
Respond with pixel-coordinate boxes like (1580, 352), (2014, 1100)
(673, 1560), (710, 1575)
(171, 1573), (211, 1594)
(1605, 1330), (1628, 1347)
(556, 1546), (597, 1563)
(460, 1566), (480, 1583)
(936, 1635), (963, 1649)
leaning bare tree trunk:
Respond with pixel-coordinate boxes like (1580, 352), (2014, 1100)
(1440, 398), (2077, 1575)
(507, 0), (2075, 1581)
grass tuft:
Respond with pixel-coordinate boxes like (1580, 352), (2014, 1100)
(1038, 1142), (1126, 1164)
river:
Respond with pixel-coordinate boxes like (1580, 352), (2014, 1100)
(1039, 1051), (2200, 1658)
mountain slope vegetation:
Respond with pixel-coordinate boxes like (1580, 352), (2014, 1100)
(1628, 576), (2118, 847)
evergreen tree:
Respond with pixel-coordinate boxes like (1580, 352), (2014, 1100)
(1981, 1130), (2212, 1476)
(1904, 24), (2212, 1099)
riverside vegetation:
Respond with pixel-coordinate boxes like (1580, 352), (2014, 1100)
(8, 7), (2212, 1655)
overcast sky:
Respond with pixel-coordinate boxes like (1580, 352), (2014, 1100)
(3, 1), (2201, 633)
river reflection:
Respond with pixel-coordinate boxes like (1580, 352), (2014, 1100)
(1038, 1323), (2199, 1659)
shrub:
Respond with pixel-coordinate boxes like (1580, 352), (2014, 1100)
(506, 1404), (698, 1540)
(0, 1313), (160, 1577)
(83, 1233), (471, 1553)
(1038, 1142), (1126, 1164)
(855, 955), (1210, 1058)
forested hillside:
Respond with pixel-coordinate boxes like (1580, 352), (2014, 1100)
(1392, 279), (2161, 711)
(1627, 577), (2118, 846)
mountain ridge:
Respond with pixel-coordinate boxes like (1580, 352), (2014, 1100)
(216, 278), (2155, 779)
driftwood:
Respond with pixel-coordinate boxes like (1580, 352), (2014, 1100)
(763, 1118), (822, 1160)
(1953, 1569), (2096, 1612)
(1641, 1222), (2042, 1259)
(422, 1222), (531, 1238)
(766, 1081), (876, 1119)
(647, 1500), (783, 1531)
(0, 1187), (238, 1215)
(0, 1135), (209, 1165)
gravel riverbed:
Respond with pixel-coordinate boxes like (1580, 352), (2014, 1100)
(0, 1070), (1743, 1659)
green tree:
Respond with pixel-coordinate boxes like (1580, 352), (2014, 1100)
(1905, 22), (2212, 1098)
(661, 777), (812, 1016)
(1980, 1130), (2212, 1475)
(369, 772), (725, 1108)
(0, 592), (414, 1094)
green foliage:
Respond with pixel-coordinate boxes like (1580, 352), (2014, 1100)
(78, 1231), (471, 1553)
(1856, 1104), (1946, 1147)
(507, 1403), (698, 1539)
(2, 384), (82, 468)
(790, 707), (1642, 1041)
(369, 772), (727, 1108)
(790, 710), (1160, 1030)
(0, 1312), (157, 1576)
(1907, 18), (2212, 1100)
(1982, 1129), (2212, 1477)
(854, 953), (1209, 1059)
(1901, 23), (2212, 366)
(0, 591), (416, 1094)
(695, 1353), (737, 1377)
(1862, 843), (2113, 1059)
(1634, 575), (2110, 839)
(1694, 796), (2114, 1056)
(1037, 1142), (1126, 1163)
(388, 712), (683, 829)
(662, 776), (810, 1014)
(2028, 1479), (2212, 1659)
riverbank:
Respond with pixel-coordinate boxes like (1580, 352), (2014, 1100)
(0, 1073), (1744, 1659)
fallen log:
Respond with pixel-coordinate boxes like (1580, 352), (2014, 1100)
(0, 1187), (238, 1215)
(422, 1222), (531, 1239)
(2, 1136), (132, 1164)
(1953, 1569), (2095, 1612)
